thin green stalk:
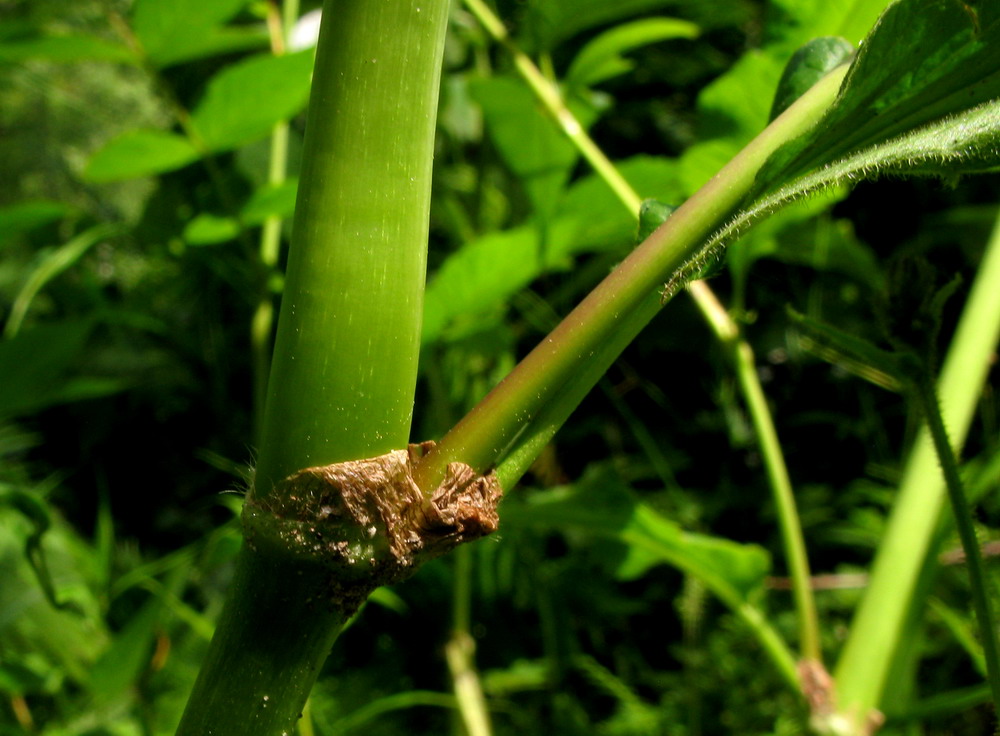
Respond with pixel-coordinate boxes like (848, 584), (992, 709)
(914, 374), (1000, 713)
(252, 0), (299, 443)
(447, 546), (494, 736)
(695, 284), (821, 664)
(461, 0), (642, 215)
(176, 2), (451, 733)
(834, 208), (1000, 728)
(447, 0), (822, 664)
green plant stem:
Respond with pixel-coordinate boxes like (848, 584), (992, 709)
(447, 547), (493, 736)
(176, 2), (450, 733)
(914, 374), (1000, 712)
(834, 208), (1000, 727)
(691, 282), (821, 665)
(175, 547), (348, 735)
(414, 52), (848, 493)
(444, 0), (822, 666)
(254, 0), (449, 493)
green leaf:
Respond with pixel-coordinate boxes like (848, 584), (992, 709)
(190, 50), (315, 152)
(0, 34), (137, 64)
(132, 0), (262, 67)
(635, 199), (677, 243)
(503, 465), (771, 602)
(422, 156), (683, 343)
(523, 0), (746, 50)
(766, 0), (893, 46)
(677, 50), (788, 193)
(691, 0), (1000, 288)
(5, 224), (121, 338)
(241, 179), (299, 224)
(0, 321), (96, 418)
(728, 194), (884, 291)
(0, 201), (72, 248)
(759, 0), (1000, 192)
(769, 36), (855, 120)
(787, 308), (906, 391)
(470, 76), (582, 221)
(84, 129), (200, 182)
(565, 17), (699, 88)
(183, 213), (240, 245)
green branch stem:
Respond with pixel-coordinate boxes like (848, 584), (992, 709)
(455, 0), (821, 665)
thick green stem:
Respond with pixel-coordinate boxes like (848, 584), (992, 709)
(175, 547), (348, 735)
(915, 374), (1000, 713)
(176, 2), (451, 733)
(255, 0), (449, 494)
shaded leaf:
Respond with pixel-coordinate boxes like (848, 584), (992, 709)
(788, 308), (906, 391)
(5, 224), (121, 338)
(241, 179), (299, 224)
(0, 34), (137, 64)
(190, 51), (315, 152)
(84, 129), (200, 182)
(0, 321), (96, 418)
(769, 36), (855, 120)
(565, 17), (699, 88)
(0, 201), (72, 248)
(503, 465), (771, 601)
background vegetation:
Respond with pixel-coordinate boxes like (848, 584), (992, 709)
(0, 0), (998, 733)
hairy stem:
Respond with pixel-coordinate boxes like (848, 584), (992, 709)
(834, 207), (1000, 727)
(441, 0), (823, 665)
(915, 374), (1000, 713)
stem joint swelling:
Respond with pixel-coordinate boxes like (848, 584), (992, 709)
(243, 443), (502, 616)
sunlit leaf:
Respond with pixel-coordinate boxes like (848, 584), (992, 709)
(758, 0), (1000, 192)
(132, 0), (263, 66)
(184, 214), (240, 245)
(470, 75), (582, 221)
(422, 156), (683, 343)
(766, 0), (893, 46)
(190, 51), (315, 152)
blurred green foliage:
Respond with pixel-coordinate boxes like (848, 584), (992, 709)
(0, 0), (997, 734)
